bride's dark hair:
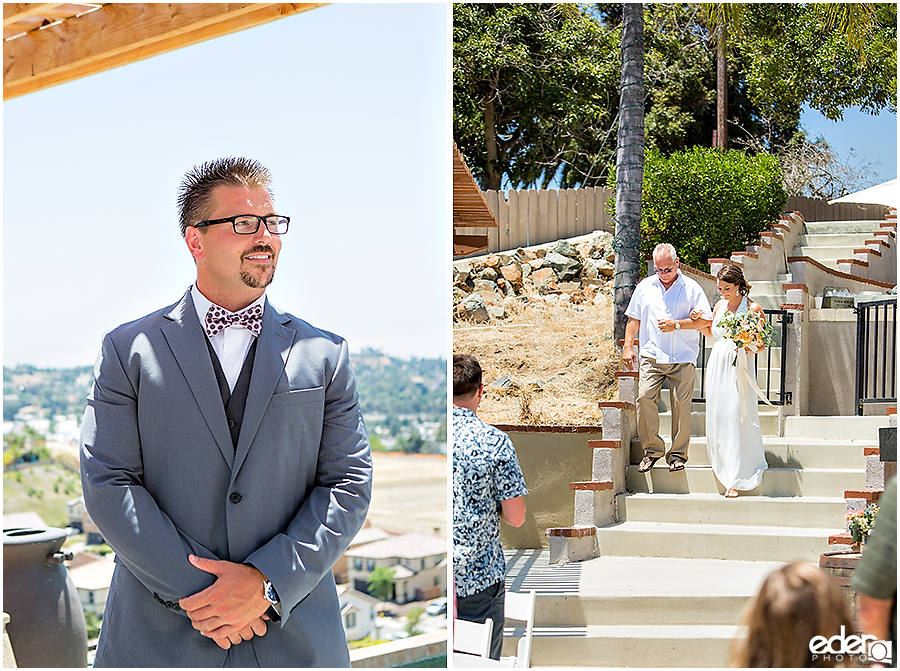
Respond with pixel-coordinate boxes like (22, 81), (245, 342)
(717, 264), (752, 296)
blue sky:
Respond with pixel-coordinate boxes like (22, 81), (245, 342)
(3, 4), (449, 368)
(800, 106), (897, 186)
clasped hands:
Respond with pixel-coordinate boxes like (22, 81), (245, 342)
(178, 555), (272, 650)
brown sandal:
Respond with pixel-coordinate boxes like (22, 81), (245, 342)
(638, 456), (659, 473)
(669, 458), (686, 472)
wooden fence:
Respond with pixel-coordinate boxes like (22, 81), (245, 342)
(454, 187), (890, 257)
(785, 195), (888, 222)
(454, 186), (615, 255)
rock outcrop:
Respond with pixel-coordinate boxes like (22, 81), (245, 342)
(453, 231), (617, 322)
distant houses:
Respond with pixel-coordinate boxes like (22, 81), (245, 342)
(338, 585), (380, 641)
(68, 553), (115, 616)
(345, 532), (447, 604)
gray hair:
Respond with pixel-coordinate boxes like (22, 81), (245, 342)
(177, 157), (274, 237)
(653, 243), (678, 263)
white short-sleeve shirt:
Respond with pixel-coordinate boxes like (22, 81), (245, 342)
(625, 271), (713, 364)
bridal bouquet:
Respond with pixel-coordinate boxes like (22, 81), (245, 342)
(718, 310), (776, 357)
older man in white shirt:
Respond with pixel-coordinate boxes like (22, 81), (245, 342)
(623, 244), (712, 473)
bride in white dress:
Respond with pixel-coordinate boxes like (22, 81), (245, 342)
(694, 264), (768, 498)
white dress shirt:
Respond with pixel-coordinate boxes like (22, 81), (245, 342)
(191, 284), (264, 392)
(625, 271), (712, 364)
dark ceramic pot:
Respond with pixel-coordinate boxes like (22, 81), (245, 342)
(3, 527), (87, 667)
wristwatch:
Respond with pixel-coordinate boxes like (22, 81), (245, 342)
(674, 320), (681, 330)
(263, 580), (279, 606)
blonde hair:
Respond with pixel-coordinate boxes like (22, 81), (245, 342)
(729, 562), (854, 668)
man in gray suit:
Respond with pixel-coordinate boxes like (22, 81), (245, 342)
(80, 157), (372, 667)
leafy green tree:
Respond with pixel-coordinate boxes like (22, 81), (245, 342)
(399, 433), (425, 455)
(455, 3), (895, 191)
(367, 566), (396, 602)
(454, 3), (620, 189)
(735, 3), (896, 125)
(84, 611), (102, 640)
(404, 606), (425, 637)
(367, 432), (387, 453)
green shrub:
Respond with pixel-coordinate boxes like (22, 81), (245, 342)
(609, 146), (787, 272)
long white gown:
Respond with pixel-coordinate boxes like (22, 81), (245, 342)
(705, 295), (768, 491)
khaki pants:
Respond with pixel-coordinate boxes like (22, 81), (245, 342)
(637, 357), (695, 463)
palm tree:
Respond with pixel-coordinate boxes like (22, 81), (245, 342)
(700, 3), (879, 151)
(613, 2), (644, 344)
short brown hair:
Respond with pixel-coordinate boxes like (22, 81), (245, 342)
(453, 354), (482, 398)
(718, 263), (752, 296)
(177, 157), (274, 237)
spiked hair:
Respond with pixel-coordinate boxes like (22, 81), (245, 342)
(177, 157), (274, 237)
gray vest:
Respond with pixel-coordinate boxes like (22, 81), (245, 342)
(205, 337), (257, 449)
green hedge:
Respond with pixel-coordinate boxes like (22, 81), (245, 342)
(611, 146), (787, 272)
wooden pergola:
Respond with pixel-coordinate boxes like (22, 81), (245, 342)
(4, 3), (324, 100)
(453, 142), (497, 257)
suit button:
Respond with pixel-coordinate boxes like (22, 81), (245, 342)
(229, 492), (242, 504)
(228, 419), (236, 429)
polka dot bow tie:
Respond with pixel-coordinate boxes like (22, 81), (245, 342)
(204, 304), (263, 338)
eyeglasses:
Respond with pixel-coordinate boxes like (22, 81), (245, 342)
(655, 265), (677, 275)
(193, 214), (290, 235)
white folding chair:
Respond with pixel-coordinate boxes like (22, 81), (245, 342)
(500, 590), (536, 668)
(453, 617), (493, 658)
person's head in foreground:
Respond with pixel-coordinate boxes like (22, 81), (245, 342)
(730, 562), (855, 668)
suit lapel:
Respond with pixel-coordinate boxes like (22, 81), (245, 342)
(160, 290), (235, 468)
(231, 300), (294, 479)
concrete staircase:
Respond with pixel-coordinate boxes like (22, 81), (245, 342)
(507, 415), (887, 667)
(504, 552), (781, 668)
(510, 211), (896, 666)
(795, 220), (890, 272)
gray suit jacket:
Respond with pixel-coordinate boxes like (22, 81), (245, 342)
(80, 290), (372, 667)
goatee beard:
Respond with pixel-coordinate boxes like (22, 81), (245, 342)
(240, 269), (274, 289)
(241, 245), (276, 289)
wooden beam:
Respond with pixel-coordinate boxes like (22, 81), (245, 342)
(453, 142), (498, 229)
(453, 234), (489, 257)
(4, 3), (325, 99)
(3, 4), (69, 27)
(4, 4), (102, 40)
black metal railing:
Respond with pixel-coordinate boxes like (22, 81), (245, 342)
(855, 298), (897, 415)
(693, 309), (791, 406)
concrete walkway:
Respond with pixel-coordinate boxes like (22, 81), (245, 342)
(502, 550), (787, 668)
(505, 549), (780, 598)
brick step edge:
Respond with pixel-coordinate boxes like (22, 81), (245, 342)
(546, 526), (596, 538)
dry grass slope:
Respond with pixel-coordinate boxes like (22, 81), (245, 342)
(453, 298), (619, 427)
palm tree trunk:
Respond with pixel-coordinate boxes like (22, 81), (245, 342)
(716, 19), (728, 149)
(614, 2), (644, 344)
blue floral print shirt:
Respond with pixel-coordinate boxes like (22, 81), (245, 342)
(453, 406), (528, 598)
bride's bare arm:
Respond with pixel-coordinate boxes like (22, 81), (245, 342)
(693, 301), (720, 338)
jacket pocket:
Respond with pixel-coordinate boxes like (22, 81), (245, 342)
(270, 387), (325, 408)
